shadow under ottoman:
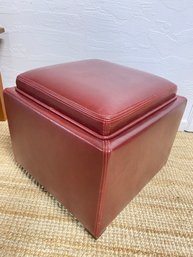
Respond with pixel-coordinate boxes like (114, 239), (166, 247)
(4, 60), (186, 238)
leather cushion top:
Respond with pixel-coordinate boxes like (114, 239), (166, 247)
(16, 59), (177, 136)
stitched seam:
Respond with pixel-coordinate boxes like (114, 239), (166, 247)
(18, 76), (174, 135)
(17, 75), (175, 123)
(103, 115), (107, 137)
(5, 88), (104, 151)
(15, 87), (177, 138)
(18, 76), (104, 135)
(17, 76), (104, 120)
(94, 140), (110, 237)
(106, 94), (172, 121)
(93, 140), (105, 237)
(20, 77), (111, 134)
(16, 87), (108, 141)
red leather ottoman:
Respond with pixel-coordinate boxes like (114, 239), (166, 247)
(4, 60), (186, 238)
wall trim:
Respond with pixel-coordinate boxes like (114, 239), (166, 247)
(178, 119), (188, 131)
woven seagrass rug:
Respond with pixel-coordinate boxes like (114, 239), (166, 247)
(0, 122), (192, 257)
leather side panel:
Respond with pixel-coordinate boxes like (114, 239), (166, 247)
(4, 88), (103, 236)
(98, 96), (186, 236)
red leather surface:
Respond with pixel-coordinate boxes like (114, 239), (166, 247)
(16, 59), (177, 136)
(4, 88), (104, 235)
(99, 96), (186, 235)
(4, 87), (186, 238)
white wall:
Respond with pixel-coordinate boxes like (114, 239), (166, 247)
(0, 0), (193, 129)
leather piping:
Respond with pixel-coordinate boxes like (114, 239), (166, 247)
(5, 88), (104, 151)
(15, 87), (177, 140)
(17, 75), (176, 121)
(94, 140), (110, 237)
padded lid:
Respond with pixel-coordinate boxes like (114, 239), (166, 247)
(16, 59), (177, 137)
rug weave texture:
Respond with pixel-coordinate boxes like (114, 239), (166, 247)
(0, 122), (193, 257)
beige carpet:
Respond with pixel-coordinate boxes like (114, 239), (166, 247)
(0, 122), (193, 257)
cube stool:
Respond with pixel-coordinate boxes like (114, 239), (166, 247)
(4, 60), (186, 238)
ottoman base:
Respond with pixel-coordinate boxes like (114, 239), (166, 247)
(4, 87), (186, 238)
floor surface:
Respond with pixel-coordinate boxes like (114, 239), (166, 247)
(0, 122), (193, 257)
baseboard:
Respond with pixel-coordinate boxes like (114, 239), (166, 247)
(178, 119), (188, 131)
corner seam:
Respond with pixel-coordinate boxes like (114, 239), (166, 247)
(94, 139), (110, 237)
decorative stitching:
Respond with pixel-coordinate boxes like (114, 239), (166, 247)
(15, 86), (177, 138)
(94, 139), (110, 237)
(6, 88), (103, 151)
(17, 75), (176, 133)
